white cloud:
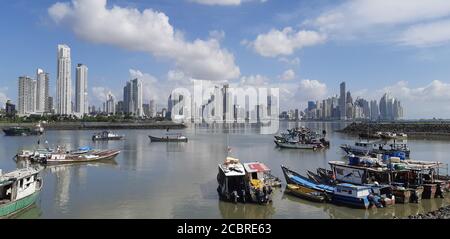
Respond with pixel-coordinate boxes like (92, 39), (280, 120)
(91, 87), (111, 102)
(239, 74), (270, 86)
(248, 27), (326, 57)
(278, 69), (296, 81)
(190, 0), (241, 6)
(397, 19), (450, 47)
(296, 79), (327, 101)
(307, 0), (450, 46)
(189, 0), (266, 6)
(0, 88), (9, 106)
(278, 57), (300, 66)
(48, 0), (240, 81)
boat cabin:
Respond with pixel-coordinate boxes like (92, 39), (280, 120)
(0, 168), (42, 206)
(334, 184), (372, 198)
(243, 162), (270, 182)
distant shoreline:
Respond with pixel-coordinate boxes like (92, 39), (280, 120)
(0, 121), (187, 130)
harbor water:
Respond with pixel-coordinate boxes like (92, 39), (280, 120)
(1, 121), (449, 219)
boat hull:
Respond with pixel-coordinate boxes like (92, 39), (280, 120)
(3, 128), (43, 136)
(332, 194), (370, 209)
(44, 150), (120, 164)
(0, 189), (40, 219)
(92, 136), (124, 141)
(285, 184), (326, 203)
(275, 140), (318, 149)
(149, 135), (188, 142)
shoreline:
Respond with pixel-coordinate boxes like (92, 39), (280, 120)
(400, 205), (450, 219)
(0, 121), (187, 130)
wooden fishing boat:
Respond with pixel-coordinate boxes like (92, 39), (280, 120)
(243, 162), (274, 204)
(42, 149), (120, 164)
(285, 184), (326, 203)
(392, 187), (411, 204)
(0, 167), (43, 218)
(422, 184), (437, 199)
(281, 166), (334, 194)
(149, 134), (188, 142)
(409, 186), (423, 203)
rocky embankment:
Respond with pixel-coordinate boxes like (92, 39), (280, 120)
(339, 122), (450, 138)
(405, 205), (450, 219)
(0, 121), (187, 130)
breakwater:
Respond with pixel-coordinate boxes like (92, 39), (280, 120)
(405, 205), (450, 219)
(0, 121), (187, 130)
(338, 122), (450, 138)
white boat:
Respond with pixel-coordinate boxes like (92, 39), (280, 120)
(0, 167), (43, 218)
(274, 139), (320, 150)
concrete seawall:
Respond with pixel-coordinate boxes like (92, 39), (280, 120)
(339, 122), (450, 138)
(0, 121), (187, 130)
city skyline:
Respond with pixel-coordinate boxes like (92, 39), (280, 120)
(2, 1), (450, 119)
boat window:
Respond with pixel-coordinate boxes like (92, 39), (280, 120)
(336, 168), (344, 175)
(19, 179), (23, 189)
(252, 172), (257, 180)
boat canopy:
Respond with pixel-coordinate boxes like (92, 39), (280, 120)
(79, 146), (93, 151)
(244, 162), (270, 173)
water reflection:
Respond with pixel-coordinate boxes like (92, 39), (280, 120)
(218, 201), (276, 219)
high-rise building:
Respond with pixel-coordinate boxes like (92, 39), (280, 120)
(5, 100), (15, 117)
(149, 100), (155, 118)
(36, 68), (49, 113)
(339, 82), (346, 120)
(370, 100), (379, 121)
(18, 76), (36, 115)
(56, 44), (72, 115)
(75, 64), (88, 116)
(105, 92), (115, 115)
(123, 78), (143, 117)
(47, 96), (54, 114)
(143, 103), (150, 117)
(379, 93), (403, 121)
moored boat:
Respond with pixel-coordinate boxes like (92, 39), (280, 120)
(2, 124), (44, 136)
(149, 134), (188, 142)
(285, 184), (326, 203)
(0, 167), (43, 218)
(43, 149), (120, 164)
(331, 184), (372, 209)
(92, 131), (124, 141)
(274, 140), (321, 150)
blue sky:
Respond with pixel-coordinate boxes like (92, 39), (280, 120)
(2, 0), (450, 118)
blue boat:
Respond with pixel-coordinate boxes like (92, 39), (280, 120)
(281, 166), (334, 194)
(332, 183), (372, 209)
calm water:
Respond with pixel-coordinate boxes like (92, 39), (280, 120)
(1, 121), (449, 219)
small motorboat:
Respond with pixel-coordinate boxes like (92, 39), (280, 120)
(285, 184), (326, 203)
(92, 131), (124, 141)
(149, 134), (188, 142)
(331, 183), (372, 209)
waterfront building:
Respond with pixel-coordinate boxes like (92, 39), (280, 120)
(56, 44), (72, 115)
(75, 64), (88, 116)
(36, 68), (49, 113)
(339, 82), (346, 120)
(5, 100), (15, 117)
(379, 93), (403, 121)
(123, 78), (143, 117)
(149, 100), (155, 118)
(370, 100), (379, 121)
(116, 101), (124, 114)
(143, 103), (150, 117)
(18, 76), (36, 115)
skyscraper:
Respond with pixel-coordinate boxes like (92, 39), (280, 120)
(105, 92), (115, 115)
(123, 78), (143, 117)
(18, 76), (36, 115)
(75, 64), (88, 116)
(36, 68), (49, 113)
(56, 44), (72, 115)
(339, 82), (346, 120)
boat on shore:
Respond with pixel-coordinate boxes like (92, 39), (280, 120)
(149, 134), (188, 142)
(331, 184), (372, 209)
(2, 124), (44, 136)
(92, 131), (124, 141)
(0, 167), (43, 219)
